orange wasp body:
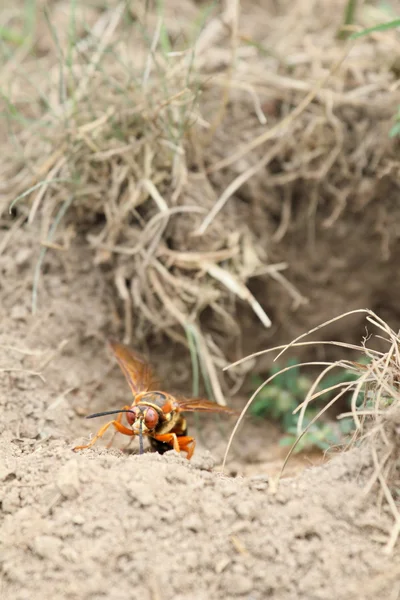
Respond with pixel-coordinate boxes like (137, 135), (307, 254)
(73, 341), (236, 459)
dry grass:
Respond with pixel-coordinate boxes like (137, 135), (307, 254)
(1, 0), (400, 401)
(223, 308), (400, 552)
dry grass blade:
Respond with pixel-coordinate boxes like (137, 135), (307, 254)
(208, 38), (356, 174)
(196, 39), (356, 234)
(371, 447), (400, 555)
(294, 361), (364, 435)
(221, 360), (338, 472)
(195, 139), (286, 236)
(277, 311), (400, 488)
(205, 263), (271, 328)
(0, 368), (45, 382)
(274, 309), (382, 362)
(224, 308), (400, 550)
(224, 339), (382, 372)
(193, 325), (227, 406)
(277, 381), (357, 482)
(0, 345), (46, 356)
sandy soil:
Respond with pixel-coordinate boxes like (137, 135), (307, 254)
(1, 0), (400, 597)
(1, 228), (399, 600)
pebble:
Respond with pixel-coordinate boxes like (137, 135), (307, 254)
(184, 514), (203, 532)
(220, 572), (254, 596)
(32, 535), (62, 559)
(56, 459), (80, 499)
(0, 461), (16, 482)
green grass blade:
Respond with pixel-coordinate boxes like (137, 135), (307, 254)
(350, 18), (400, 39)
(9, 179), (72, 213)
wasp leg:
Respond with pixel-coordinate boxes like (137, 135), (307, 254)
(176, 436), (196, 460)
(73, 420), (134, 451)
(153, 433), (180, 453)
(106, 405), (132, 449)
(152, 433), (196, 460)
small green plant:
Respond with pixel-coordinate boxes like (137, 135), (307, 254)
(279, 414), (356, 453)
(250, 358), (367, 452)
(250, 359), (311, 428)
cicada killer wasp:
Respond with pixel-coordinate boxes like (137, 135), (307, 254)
(73, 340), (237, 459)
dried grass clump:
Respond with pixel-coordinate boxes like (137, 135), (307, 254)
(224, 308), (400, 552)
(202, 4), (400, 254)
(1, 0), (400, 399)
(1, 1), (275, 401)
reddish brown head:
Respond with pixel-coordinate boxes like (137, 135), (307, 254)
(126, 404), (160, 432)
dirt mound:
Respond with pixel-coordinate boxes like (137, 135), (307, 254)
(1, 438), (398, 600)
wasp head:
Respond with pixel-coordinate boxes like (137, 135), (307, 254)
(85, 403), (162, 455)
(125, 404), (160, 433)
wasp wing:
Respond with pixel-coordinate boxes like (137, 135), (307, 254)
(173, 397), (239, 415)
(109, 340), (159, 396)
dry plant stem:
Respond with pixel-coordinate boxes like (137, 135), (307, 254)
(161, 247), (238, 267)
(62, 3), (125, 116)
(205, 262), (271, 328)
(151, 259), (210, 301)
(208, 37), (352, 172)
(363, 446), (393, 498)
(194, 138), (287, 236)
(277, 384), (355, 483)
(115, 271), (133, 344)
(197, 39), (356, 235)
(295, 361), (363, 435)
(267, 269), (308, 309)
(193, 327), (226, 406)
(0, 368), (45, 382)
(147, 268), (225, 405)
(221, 361), (339, 472)
(0, 214), (26, 255)
(274, 309), (382, 363)
(338, 410), (385, 418)
(371, 447), (400, 554)
(28, 157), (66, 224)
(37, 339), (69, 372)
(88, 206), (206, 258)
(224, 338), (383, 372)
(224, 308), (399, 484)
(349, 356), (388, 431)
(142, 16), (163, 89)
(0, 345), (46, 356)
(204, 0), (239, 141)
(365, 315), (396, 339)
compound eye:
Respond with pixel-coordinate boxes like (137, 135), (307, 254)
(126, 407), (139, 426)
(144, 408), (159, 430)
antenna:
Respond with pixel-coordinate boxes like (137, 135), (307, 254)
(85, 409), (136, 419)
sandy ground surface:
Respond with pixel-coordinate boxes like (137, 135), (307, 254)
(1, 1), (400, 598)
(1, 228), (400, 600)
